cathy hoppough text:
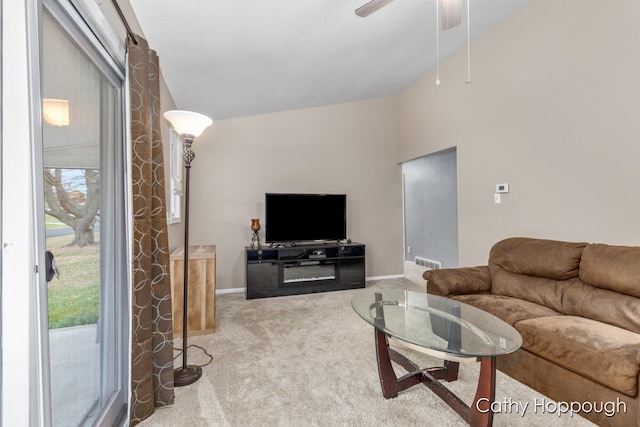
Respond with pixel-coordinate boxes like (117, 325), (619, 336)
(476, 397), (627, 418)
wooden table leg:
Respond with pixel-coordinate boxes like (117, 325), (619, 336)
(469, 356), (496, 427)
(373, 329), (498, 427)
(375, 327), (399, 398)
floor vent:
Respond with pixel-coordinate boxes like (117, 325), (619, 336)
(415, 256), (442, 270)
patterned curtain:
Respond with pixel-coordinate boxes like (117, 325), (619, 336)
(127, 35), (175, 425)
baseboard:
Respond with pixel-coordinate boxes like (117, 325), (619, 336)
(366, 274), (405, 281)
(216, 287), (245, 295)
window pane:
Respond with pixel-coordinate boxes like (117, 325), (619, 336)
(43, 9), (122, 426)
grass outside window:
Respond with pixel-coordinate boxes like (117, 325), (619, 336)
(47, 234), (100, 329)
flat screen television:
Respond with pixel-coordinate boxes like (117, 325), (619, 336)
(265, 193), (347, 243)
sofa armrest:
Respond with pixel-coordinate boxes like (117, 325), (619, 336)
(423, 266), (492, 297)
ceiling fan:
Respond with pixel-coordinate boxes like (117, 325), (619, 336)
(355, 0), (462, 30)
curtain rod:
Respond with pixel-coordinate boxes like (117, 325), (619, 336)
(111, 0), (138, 45)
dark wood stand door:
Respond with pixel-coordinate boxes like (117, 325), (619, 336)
(339, 258), (365, 286)
(246, 261), (278, 299)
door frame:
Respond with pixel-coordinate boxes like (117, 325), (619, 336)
(40, 0), (130, 425)
(1, 0), (49, 424)
(0, 0), (130, 424)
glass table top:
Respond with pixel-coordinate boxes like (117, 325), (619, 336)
(352, 289), (522, 358)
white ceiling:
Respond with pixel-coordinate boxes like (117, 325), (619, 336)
(129, 0), (530, 120)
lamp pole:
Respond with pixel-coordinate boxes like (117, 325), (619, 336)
(163, 110), (212, 387)
(173, 135), (202, 387)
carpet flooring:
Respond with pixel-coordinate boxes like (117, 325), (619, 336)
(140, 275), (596, 426)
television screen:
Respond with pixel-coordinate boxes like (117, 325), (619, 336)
(265, 193), (347, 243)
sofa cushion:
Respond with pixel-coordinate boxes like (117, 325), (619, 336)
(563, 244), (640, 334)
(451, 294), (561, 326)
(579, 243), (640, 298)
(489, 269), (577, 313)
(490, 237), (587, 280)
(515, 315), (640, 397)
(489, 238), (588, 313)
(563, 279), (640, 334)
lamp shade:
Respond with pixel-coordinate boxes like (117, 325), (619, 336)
(43, 98), (70, 127)
(163, 110), (213, 138)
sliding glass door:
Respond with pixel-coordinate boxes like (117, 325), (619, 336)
(40, 2), (128, 425)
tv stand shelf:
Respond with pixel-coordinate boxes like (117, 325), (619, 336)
(245, 242), (365, 299)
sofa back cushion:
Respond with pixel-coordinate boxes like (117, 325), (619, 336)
(489, 238), (588, 312)
(562, 243), (640, 333)
(563, 280), (640, 334)
(579, 244), (640, 298)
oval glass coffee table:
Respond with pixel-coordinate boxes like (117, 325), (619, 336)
(352, 289), (522, 427)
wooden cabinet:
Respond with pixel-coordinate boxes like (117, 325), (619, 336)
(170, 245), (216, 336)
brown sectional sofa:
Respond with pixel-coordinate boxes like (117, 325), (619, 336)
(423, 237), (640, 427)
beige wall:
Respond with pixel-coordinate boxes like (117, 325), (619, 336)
(397, 0), (640, 266)
(102, 1), (403, 292)
(184, 97), (404, 290)
(106, 0), (640, 286)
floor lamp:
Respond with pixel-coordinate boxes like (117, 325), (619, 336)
(164, 110), (213, 387)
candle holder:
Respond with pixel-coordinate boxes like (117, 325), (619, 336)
(251, 218), (261, 248)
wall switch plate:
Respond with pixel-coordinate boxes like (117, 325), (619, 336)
(407, 246), (411, 254)
(494, 193), (501, 204)
(496, 183), (509, 193)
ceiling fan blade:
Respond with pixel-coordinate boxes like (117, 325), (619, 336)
(355, 0), (397, 17)
(440, 0), (462, 30)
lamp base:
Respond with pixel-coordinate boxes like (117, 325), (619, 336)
(174, 365), (202, 387)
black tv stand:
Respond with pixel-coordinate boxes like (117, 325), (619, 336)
(245, 242), (365, 299)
